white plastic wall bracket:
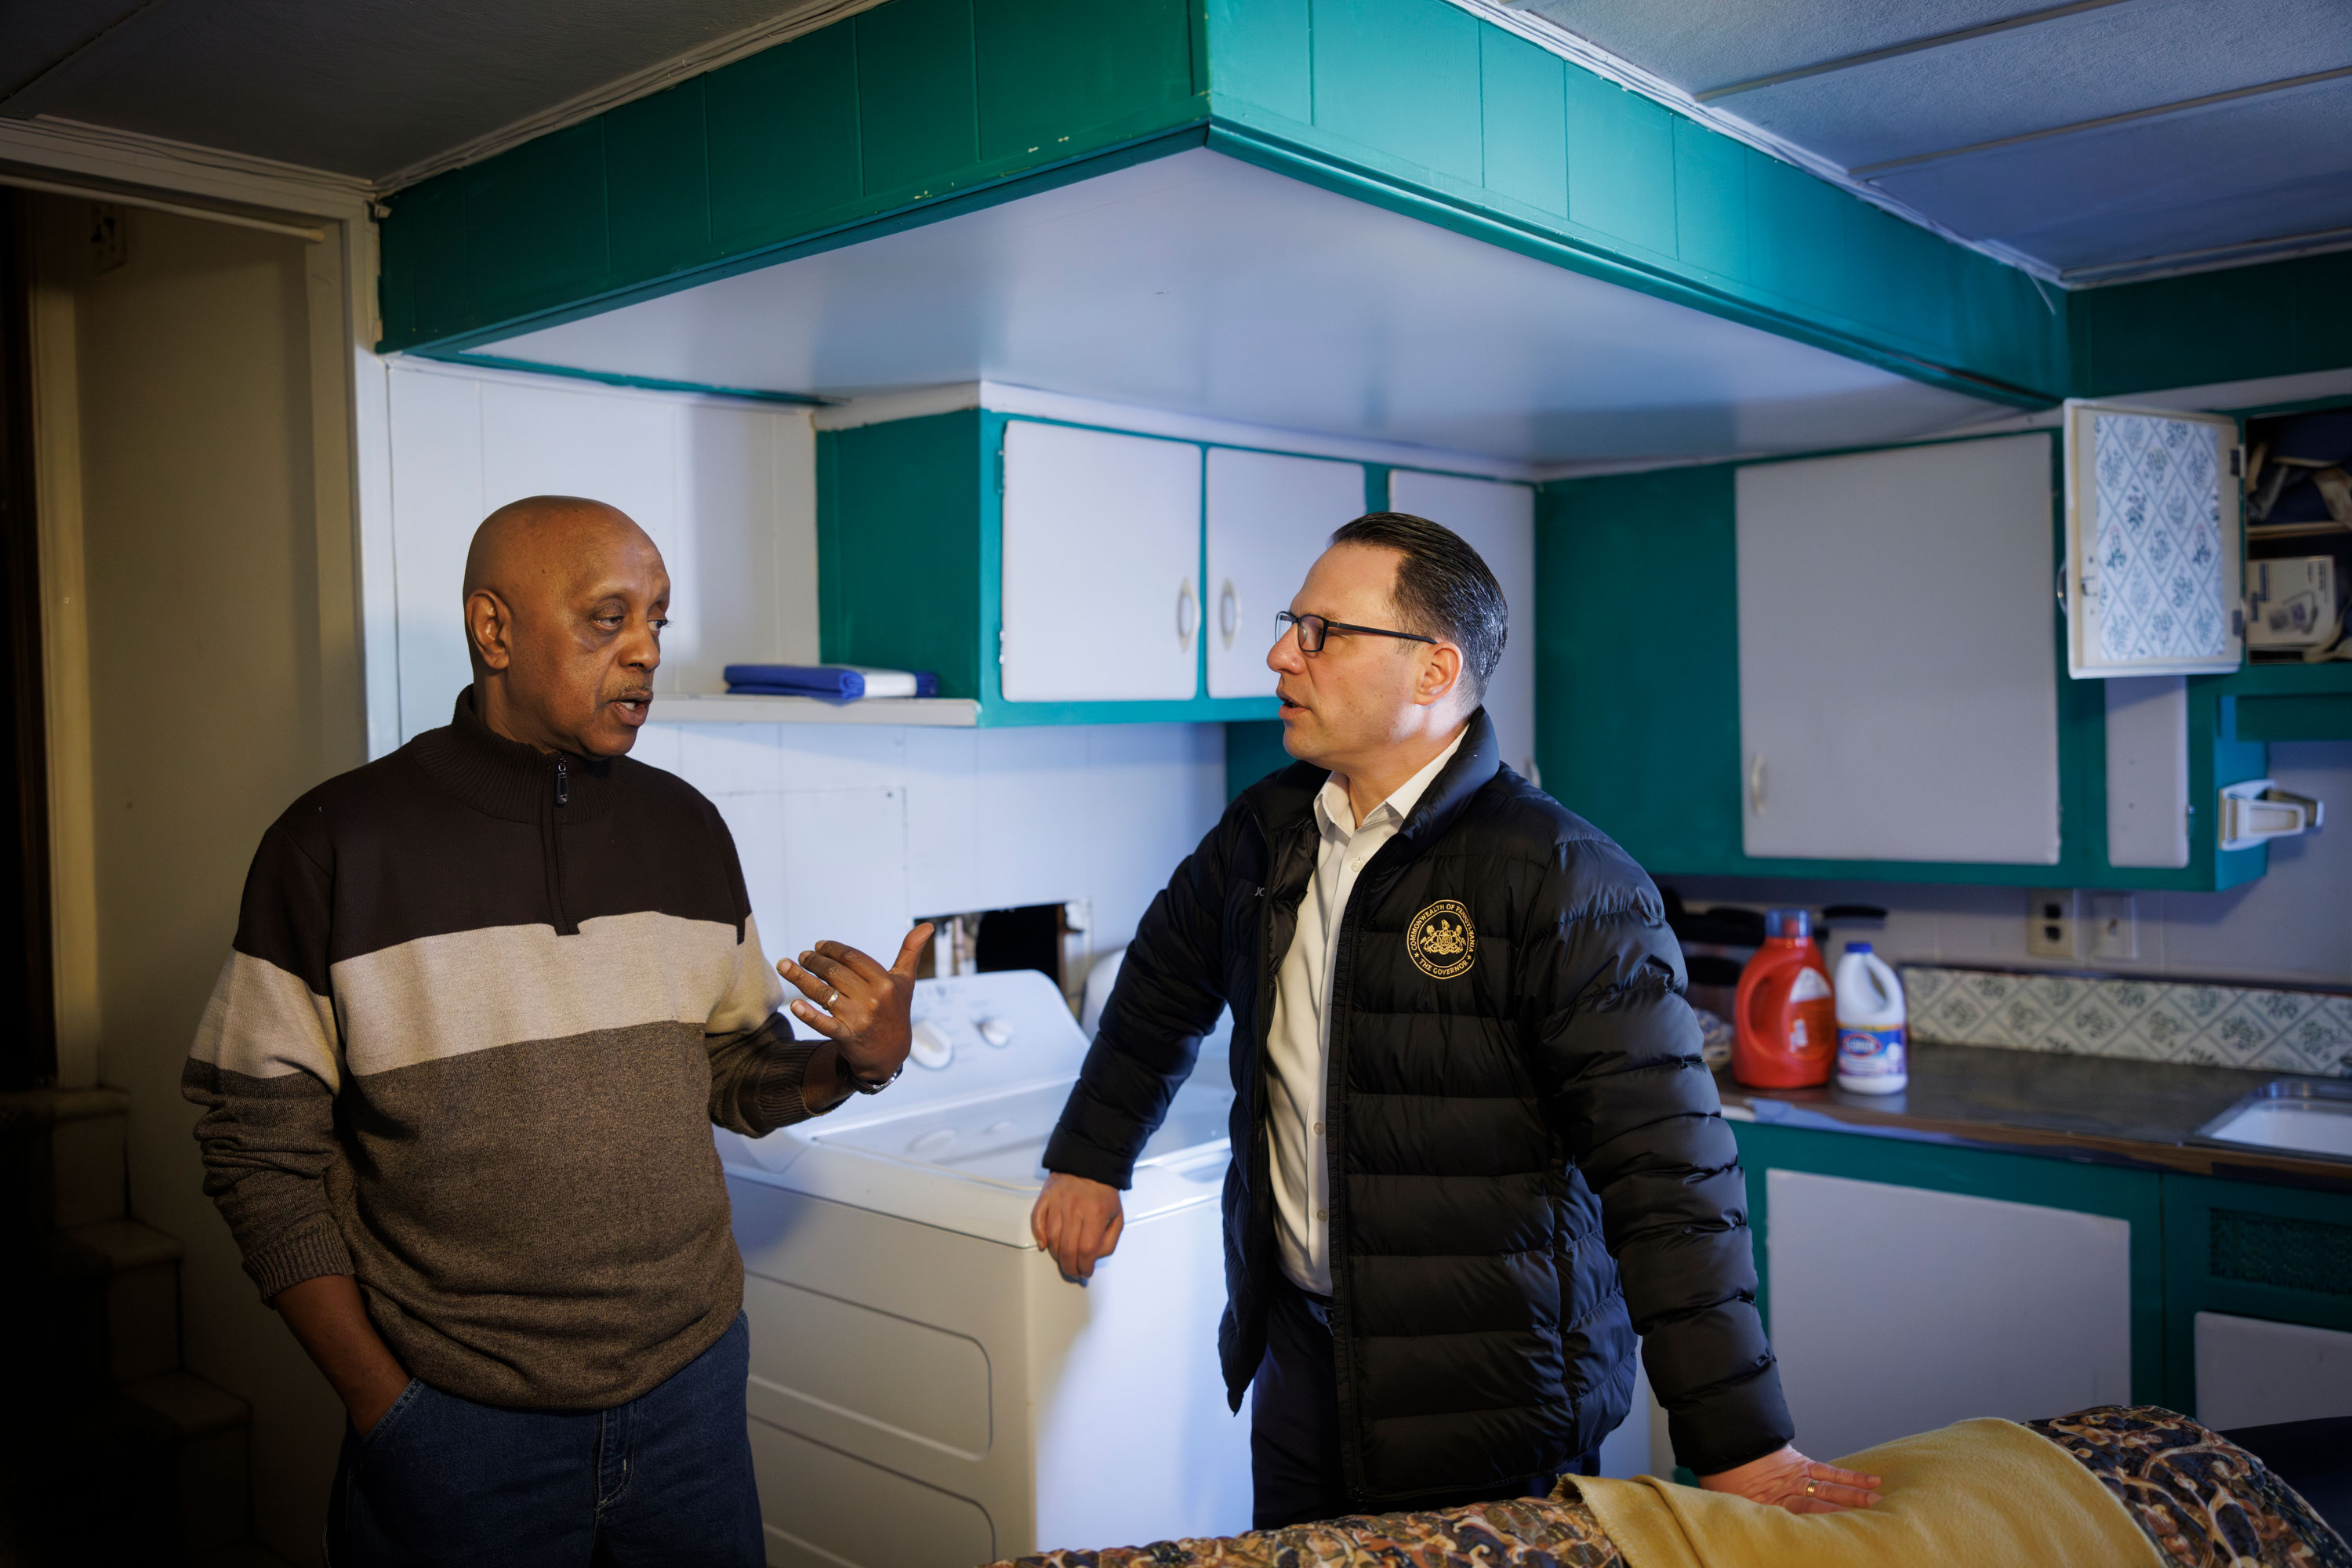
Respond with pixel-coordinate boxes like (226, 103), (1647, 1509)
(2219, 779), (2326, 852)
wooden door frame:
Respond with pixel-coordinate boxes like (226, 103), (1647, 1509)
(0, 191), (56, 1087)
(1, 119), (381, 1087)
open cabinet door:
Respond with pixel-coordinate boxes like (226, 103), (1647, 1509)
(2063, 400), (2243, 677)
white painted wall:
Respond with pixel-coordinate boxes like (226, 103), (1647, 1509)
(385, 361), (817, 742)
(1667, 739), (2352, 987)
(631, 720), (1225, 989)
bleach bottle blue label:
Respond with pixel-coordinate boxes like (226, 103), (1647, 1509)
(1834, 943), (1907, 1094)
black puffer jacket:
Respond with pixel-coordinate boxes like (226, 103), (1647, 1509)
(1043, 710), (1791, 1505)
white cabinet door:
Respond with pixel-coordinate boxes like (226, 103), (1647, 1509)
(1386, 471), (1539, 782)
(1205, 448), (1364, 698)
(2063, 400), (2242, 677)
(1000, 421), (1203, 703)
(1766, 1169), (2132, 1460)
(2106, 675), (2190, 869)
(2194, 1312), (2352, 1430)
(1737, 434), (2060, 863)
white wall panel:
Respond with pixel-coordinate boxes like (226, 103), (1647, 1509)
(1737, 434), (2059, 863)
(968, 728), (1094, 910)
(387, 369), (483, 740)
(674, 721), (783, 797)
(1387, 470), (1538, 782)
(780, 787), (913, 971)
(655, 722), (1224, 1002)
(387, 364), (808, 740)
(1081, 724), (1227, 952)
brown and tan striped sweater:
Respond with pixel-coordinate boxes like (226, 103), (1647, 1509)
(183, 689), (823, 1410)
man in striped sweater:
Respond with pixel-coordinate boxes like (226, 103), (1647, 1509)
(184, 495), (926, 1566)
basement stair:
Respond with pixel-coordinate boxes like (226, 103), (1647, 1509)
(0, 1085), (295, 1566)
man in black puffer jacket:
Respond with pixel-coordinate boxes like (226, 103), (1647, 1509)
(1035, 514), (1878, 1528)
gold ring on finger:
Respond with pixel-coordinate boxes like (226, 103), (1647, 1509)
(828, 988), (840, 1007)
(1806, 1479), (1817, 1497)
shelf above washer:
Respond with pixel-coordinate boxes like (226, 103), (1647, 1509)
(648, 695), (980, 727)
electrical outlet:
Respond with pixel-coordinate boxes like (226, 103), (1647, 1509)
(2089, 892), (2139, 961)
(2027, 888), (2078, 958)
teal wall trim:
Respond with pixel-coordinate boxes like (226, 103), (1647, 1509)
(379, 0), (2076, 410)
(423, 350), (832, 405)
(379, 0), (1207, 351)
(2071, 248), (2352, 397)
(1535, 443), (2270, 891)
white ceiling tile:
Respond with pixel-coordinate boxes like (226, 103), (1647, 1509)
(1722, 0), (2352, 169)
(1871, 73), (2352, 270)
(1513, 0), (2057, 96)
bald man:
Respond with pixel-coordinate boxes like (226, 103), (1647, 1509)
(184, 497), (928, 1566)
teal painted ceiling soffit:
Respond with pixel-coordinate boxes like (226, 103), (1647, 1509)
(2070, 245), (2352, 398)
(377, 0), (2073, 408)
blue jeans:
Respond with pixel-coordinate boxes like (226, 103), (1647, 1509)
(328, 1312), (762, 1567)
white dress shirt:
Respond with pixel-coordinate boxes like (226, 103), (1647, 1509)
(1265, 727), (1468, 1294)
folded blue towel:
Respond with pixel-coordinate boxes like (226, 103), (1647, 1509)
(723, 664), (938, 699)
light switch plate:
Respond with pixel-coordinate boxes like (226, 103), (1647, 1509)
(2027, 888), (2078, 958)
(2089, 892), (2139, 960)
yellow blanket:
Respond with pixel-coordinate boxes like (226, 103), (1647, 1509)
(1570, 1417), (2161, 1568)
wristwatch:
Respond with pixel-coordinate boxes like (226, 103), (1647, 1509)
(844, 1059), (903, 1096)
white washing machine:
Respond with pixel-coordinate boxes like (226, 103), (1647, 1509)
(718, 969), (1250, 1568)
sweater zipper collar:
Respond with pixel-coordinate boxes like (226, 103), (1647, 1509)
(545, 754), (576, 936)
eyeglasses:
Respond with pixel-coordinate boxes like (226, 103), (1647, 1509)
(1276, 610), (1438, 655)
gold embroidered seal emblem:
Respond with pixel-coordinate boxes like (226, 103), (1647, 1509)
(1406, 900), (1475, 980)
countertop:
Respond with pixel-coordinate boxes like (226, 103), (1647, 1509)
(1714, 1043), (2352, 1191)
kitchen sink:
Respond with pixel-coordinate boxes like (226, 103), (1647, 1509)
(2196, 1079), (2352, 1161)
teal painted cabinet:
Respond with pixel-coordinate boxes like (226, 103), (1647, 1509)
(821, 406), (1399, 725)
(1733, 1118), (2352, 1428)
(1534, 437), (2299, 891)
(2160, 1171), (2352, 1422)
(1732, 1121), (2166, 1419)
(818, 408), (1276, 724)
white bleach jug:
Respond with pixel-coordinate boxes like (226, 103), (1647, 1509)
(1834, 943), (1907, 1094)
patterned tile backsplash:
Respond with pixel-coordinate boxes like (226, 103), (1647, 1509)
(1902, 965), (2352, 1078)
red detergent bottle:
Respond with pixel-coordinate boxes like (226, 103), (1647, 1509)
(1732, 909), (1838, 1088)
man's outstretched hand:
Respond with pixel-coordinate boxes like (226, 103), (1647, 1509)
(1031, 1171), (1123, 1283)
(779, 924), (933, 1105)
(1698, 1445), (1881, 1513)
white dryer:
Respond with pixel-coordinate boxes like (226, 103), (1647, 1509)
(719, 969), (1250, 1568)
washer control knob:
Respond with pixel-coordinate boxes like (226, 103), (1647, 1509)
(977, 1016), (1014, 1048)
(909, 1021), (953, 1071)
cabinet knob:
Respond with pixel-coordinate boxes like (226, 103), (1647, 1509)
(1178, 577), (1198, 649)
(1218, 579), (1238, 648)
(1748, 753), (1768, 815)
